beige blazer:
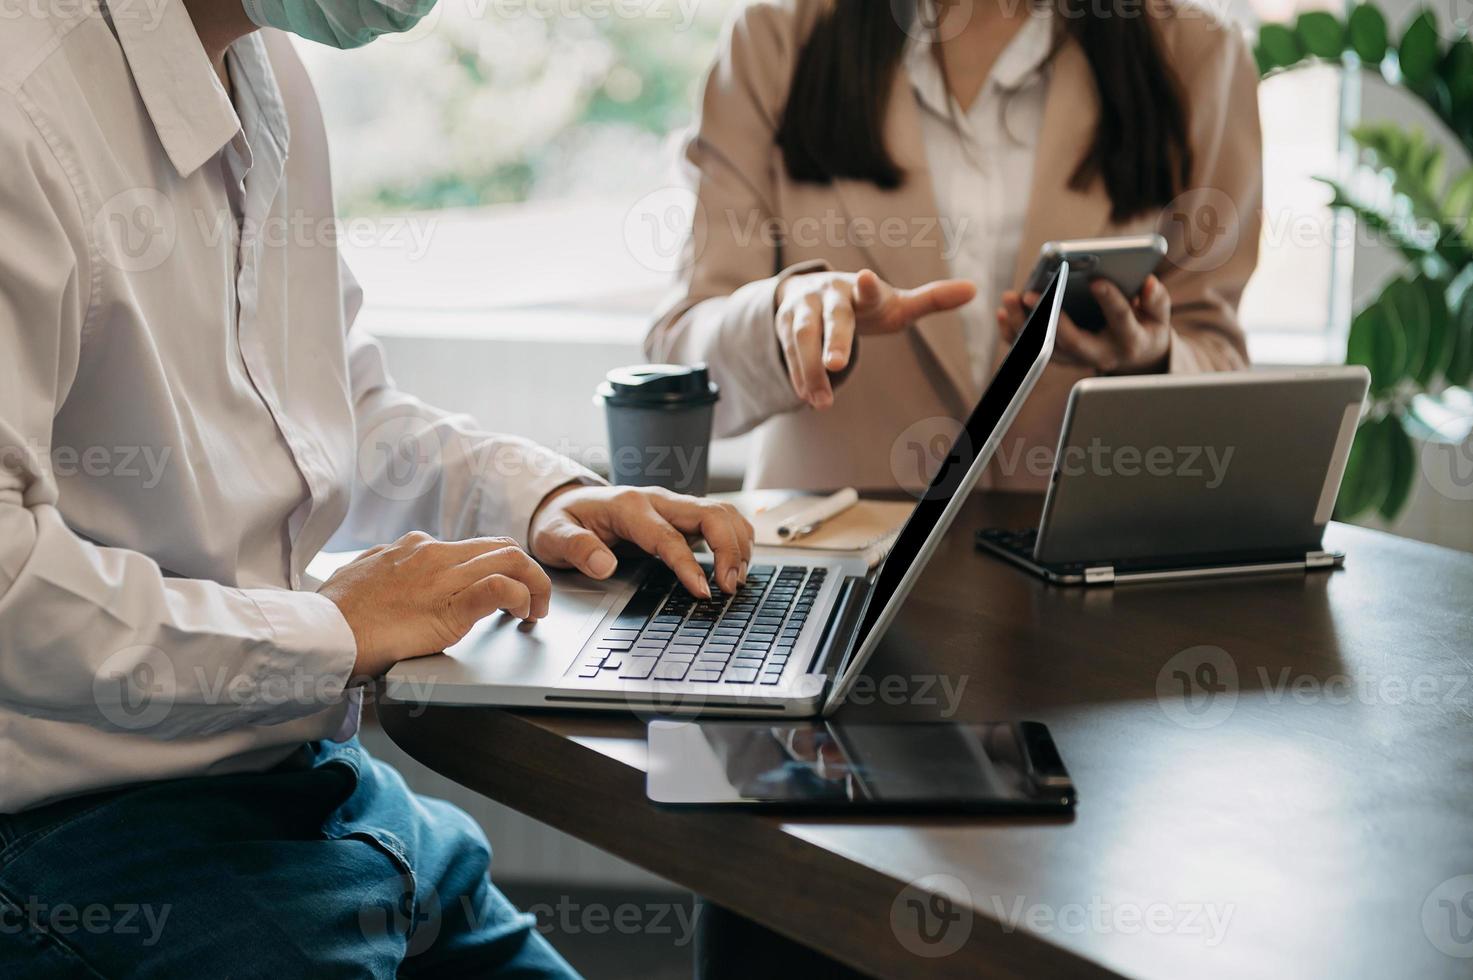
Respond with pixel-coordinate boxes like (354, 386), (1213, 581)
(646, 0), (1262, 492)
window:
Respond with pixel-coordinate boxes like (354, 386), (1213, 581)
(299, 0), (1353, 363)
(294, 1), (738, 334)
(1235, 0), (1354, 363)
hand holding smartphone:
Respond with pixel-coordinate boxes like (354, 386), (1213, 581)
(1022, 235), (1167, 333)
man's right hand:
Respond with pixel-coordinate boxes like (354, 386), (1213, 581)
(320, 531), (553, 680)
(774, 268), (975, 410)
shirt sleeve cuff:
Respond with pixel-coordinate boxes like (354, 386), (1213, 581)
(719, 259), (830, 415)
(244, 587), (359, 721)
(481, 449), (607, 550)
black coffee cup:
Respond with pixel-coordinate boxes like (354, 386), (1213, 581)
(596, 364), (719, 496)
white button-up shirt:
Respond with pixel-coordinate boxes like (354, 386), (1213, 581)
(906, 7), (1054, 390)
(0, 3), (590, 811)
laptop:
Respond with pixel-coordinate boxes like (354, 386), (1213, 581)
(976, 366), (1371, 585)
(383, 267), (1066, 718)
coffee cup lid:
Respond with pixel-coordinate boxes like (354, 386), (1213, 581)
(596, 364), (719, 409)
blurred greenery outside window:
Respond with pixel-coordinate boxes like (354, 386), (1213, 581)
(298, 1), (731, 213)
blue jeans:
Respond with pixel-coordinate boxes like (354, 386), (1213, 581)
(0, 739), (580, 979)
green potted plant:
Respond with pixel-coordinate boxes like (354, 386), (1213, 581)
(1256, 4), (1473, 521)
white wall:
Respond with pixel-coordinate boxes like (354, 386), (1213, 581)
(368, 309), (752, 487)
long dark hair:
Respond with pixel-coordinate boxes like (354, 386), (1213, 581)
(774, 0), (1193, 223)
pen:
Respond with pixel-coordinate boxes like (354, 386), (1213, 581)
(777, 488), (860, 541)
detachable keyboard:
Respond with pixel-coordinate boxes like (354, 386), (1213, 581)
(976, 527), (1096, 577)
(575, 564), (826, 686)
(977, 526), (1340, 585)
(977, 527), (1041, 559)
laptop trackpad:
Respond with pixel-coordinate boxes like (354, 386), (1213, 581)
(460, 585), (608, 661)
(386, 573), (618, 697)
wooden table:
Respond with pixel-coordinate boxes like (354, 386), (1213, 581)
(380, 492), (1473, 979)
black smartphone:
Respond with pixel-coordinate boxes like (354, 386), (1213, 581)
(645, 719), (1075, 814)
(1022, 235), (1167, 332)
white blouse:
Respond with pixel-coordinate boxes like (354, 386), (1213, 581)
(905, 8), (1055, 389)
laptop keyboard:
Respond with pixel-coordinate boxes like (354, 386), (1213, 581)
(575, 564), (826, 686)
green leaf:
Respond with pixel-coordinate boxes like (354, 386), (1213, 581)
(1447, 287), (1473, 386)
(1419, 142), (1445, 194)
(1349, 126), (1459, 247)
(1440, 37), (1473, 140)
(1254, 43), (1275, 78)
(1445, 171), (1473, 224)
(1346, 303), (1407, 393)
(1377, 416), (1418, 521)
(1350, 124), (1403, 160)
(1336, 418), (1391, 520)
(1317, 176), (1438, 264)
(1397, 10), (1441, 86)
(1296, 11), (1346, 59)
(1348, 3), (1389, 64)
(1414, 275), (1453, 384)
(1385, 277), (1431, 383)
(1412, 75), (1454, 131)
(1258, 24), (1304, 71)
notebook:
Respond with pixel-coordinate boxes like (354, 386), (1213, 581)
(748, 496), (914, 569)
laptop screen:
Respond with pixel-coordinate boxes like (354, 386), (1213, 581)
(846, 267), (1063, 655)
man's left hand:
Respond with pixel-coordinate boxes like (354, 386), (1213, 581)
(529, 485), (754, 599)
